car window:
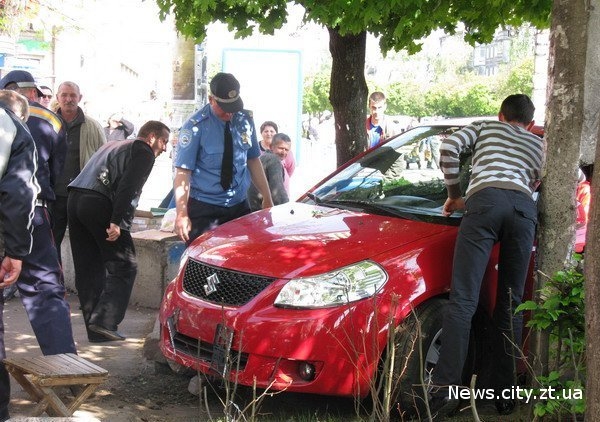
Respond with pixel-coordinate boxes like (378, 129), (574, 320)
(303, 126), (472, 224)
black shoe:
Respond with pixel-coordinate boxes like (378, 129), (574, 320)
(89, 324), (126, 341)
(88, 335), (113, 343)
(426, 395), (459, 421)
(495, 398), (516, 415)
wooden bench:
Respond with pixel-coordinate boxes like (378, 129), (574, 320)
(3, 353), (108, 417)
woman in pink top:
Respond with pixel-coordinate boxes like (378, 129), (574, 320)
(259, 121), (295, 193)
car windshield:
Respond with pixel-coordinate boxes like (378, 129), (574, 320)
(302, 125), (474, 224)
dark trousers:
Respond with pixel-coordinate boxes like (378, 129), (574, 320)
(50, 195), (69, 263)
(67, 190), (137, 340)
(0, 296), (9, 421)
(433, 188), (537, 393)
(187, 197), (251, 245)
(18, 206), (76, 355)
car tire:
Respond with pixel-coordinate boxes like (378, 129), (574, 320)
(391, 298), (445, 418)
(389, 297), (477, 419)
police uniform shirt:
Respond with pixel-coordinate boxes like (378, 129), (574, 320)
(175, 103), (260, 207)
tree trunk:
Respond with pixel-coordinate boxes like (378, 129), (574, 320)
(328, 27), (368, 167)
(580, 0), (600, 166)
(585, 120), (600, 419)
(532, 0), (589, 377)
(538, 0), (589, 283)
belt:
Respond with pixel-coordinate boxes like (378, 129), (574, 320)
(35, 199), (48, 207)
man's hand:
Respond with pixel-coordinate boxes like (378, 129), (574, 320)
(106, 223), (121, 241)
(262, 196), (274, 209)
(0, 256), (22, 287)
(175, 214), (191, 243)
(443, 197), (466, 216)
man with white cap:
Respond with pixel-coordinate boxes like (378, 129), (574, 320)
(173, 72), (273, 244)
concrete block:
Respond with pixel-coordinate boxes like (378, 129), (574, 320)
(61, 229), (185, 309)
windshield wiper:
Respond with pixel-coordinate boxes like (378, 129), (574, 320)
(306, 192), (323, 204)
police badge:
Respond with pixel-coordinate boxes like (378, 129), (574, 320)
(179, 128), (192, 148)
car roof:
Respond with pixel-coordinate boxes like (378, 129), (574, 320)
(415, 117), (545, 137)
(416, 116), (497, 127)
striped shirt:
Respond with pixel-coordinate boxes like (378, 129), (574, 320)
(439, 120), (545, 200)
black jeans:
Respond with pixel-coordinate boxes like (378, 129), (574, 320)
(187, 197), (251, 245)
(50, 195), (69, 263)
(67, 190), (137, 339)
(433, 188), (537, 394)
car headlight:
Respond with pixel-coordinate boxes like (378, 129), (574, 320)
(274, 260), (388, 309)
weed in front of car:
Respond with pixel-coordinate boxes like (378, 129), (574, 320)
(516, 256), (585, 420)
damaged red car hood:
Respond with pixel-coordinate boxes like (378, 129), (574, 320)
(184, 202), (453, 279)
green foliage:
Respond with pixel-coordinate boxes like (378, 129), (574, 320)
(303, 67), (331, 118)
(423, 81), (500, 117)
(529, 375), (585, 418)
(386, 82), (429, 118)
(496, 57), (535, 98)
(156, 0), (552, 56)
(516, 256), (586, 418)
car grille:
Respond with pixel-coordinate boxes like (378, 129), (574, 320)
(172, 332), (248, 370)
(182, 258), (276, 306)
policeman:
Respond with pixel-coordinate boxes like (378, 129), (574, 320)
(173, 72), (274, 244)
(0, 70), (76, 354)
(0, 91), (39, 422)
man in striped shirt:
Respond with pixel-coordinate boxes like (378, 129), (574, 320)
(429, 94), (544, 418)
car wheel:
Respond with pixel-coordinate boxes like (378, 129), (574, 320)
(391, 298), (447, 418)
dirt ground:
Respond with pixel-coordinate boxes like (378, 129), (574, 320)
(3, 292), (528, 421)
(4, 292), (204, 421)
(2, 292), (359, 422)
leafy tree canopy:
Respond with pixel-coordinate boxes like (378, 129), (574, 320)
(156, 0), (551, 55)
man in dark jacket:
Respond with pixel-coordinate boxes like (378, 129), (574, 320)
(0, 70), (76, 355)
(67, 120), (169, 342)
(0, 93), (39, 422)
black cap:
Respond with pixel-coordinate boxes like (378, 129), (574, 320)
(209, 72), (243, 113)
(0, 70), (43, 97)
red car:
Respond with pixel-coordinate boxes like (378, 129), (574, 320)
(158, 120), (574, 414)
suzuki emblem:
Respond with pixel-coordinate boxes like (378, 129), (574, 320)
(204, 273), (220, 295)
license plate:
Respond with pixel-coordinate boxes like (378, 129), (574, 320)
(210, 323), (234, 377)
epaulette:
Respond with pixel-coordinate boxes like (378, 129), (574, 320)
(29, 105), (63, 134)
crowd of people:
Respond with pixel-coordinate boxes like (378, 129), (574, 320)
(0, 69), (171, 421)
(0, 69), (300, 365)
(0, 66), (590, 421)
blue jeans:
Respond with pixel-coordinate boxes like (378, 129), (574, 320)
(433, 188), (537, 393)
